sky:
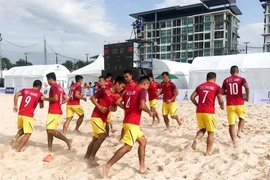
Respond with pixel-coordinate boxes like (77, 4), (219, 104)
(0, 0), (265, 64)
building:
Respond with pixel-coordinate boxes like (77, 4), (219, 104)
(130, 0), (241, 63)
(259, 0), (270, 52)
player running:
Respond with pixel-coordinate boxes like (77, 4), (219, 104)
(63, 75), (87, 136)
(102, 76), (153, 178)
(222, 65), (249, 148)
(147, 73), (161, 126)
(190, 72), (224, 156)
(84, 76), (126, 165)
(158, 72), (183, 131)
(43, 72), (72, 151)
(10, 80), (44, 152)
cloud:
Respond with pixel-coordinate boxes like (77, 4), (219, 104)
(155, 0), (201, 9)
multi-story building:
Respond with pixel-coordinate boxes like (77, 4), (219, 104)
(259, 0), (270, 52)
(130, 0), (241, 63)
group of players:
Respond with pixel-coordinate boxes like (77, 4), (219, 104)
(10, 65), (249, 178)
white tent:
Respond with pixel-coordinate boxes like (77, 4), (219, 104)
(141, 59), (191, 89)
(5, 64), (70, 88)
(67, 54), (104, 85)
(189, 53), (270, 90)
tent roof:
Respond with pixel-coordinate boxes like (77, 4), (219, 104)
(190, 53), (270, 71)
(5, 64), (70, 77)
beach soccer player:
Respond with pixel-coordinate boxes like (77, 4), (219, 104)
(222, 65), (249, 148)
(84, 76), (126, 165)
(105, 72), (113, 89)
(190, 72), (224, 156)
(147, 73), (161, 126)
(63, 75), (87, 136)
(102, 76), (153, 178)
(42, 72), (72, 151)
(158, 71), (183, 131)
(11, 80), (44, 152)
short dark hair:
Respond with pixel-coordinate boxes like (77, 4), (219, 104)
(75, 75), (83, 82)
(123, 69), (132, 75)
(162, 71), (169, 77)
(230, 65), (239, 74)
(99, 76), (105, 81)
(206, 72), (216, 80)
(106, 72), (112, 79)
(46, 72), (56, 81)
(147, 73), (154, 79)
(33, 80), (42, 87)
(114, 76), (126, 85)
(138, 76), (150, 84)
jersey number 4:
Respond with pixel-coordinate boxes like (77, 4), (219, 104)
(125, 97), (131, 108)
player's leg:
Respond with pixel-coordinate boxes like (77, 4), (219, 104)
(89, 133), (106, 165)
(237, 118), (244, 138)
(192, 113), (206, 150)
(137, 136), (147, 174)
(63, 117), (73, 136)
(153, 106), (161, 123)
(162, 102), (171, 130)
(10, 129), (24, 148)
(84, 136), (98, 159)
(170, 102), (183, 126)
(16, 117), (35, 152)
(204, 114), (216, 155)
(150, 106), (156, 126)
(105, 123), (110, 137)
(16, 133), (31, 152)
(236, 105), (246, 138)
(227, 106), (237, 148)
(206, 131), (214, 156)
(74, 106), (85, 133)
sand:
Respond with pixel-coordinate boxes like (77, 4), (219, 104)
(0, 94), (270, 180)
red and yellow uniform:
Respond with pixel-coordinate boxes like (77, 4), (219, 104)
(66, 83), (84, 118)
(18, 88), (42, 133)
(161, 81), (177, 117)
(147, 81), (160, 108)
(222, 76), (247, 125)
(123, 80), (137, 92)
(194, 82), (222, 132)
(46, 83), (66, 130)
(105, 80), (113, 89)
(91, 89), (120, 138)
(121, 86), (146, 147)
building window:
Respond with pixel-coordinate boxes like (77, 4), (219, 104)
(182, 18), (187, 26)
(147, 32), (151, 38)
(181, 52), (187, 59)
(167, 21), (172, 28)
(214, 14), (224, 21)
(161, 37), (166, 44)
(147, 47), (152, 53)
(205, 23), (211, 31)
(173, 19), (181, 27)
(204, 49), (210, 56)
(195, 16), (204, 24)
(214, 40), (223, 48)
(215, 22), (224, 30)
(156, 31), (160, 37)
(161, 22), (166, 28)
(167, 45), (171, 51)
(188, 18), (194, 25)
(161, 30), (167, 36)
(173, 36), (181, 43)
(173, 28), (181, 35)
(181, 43), (187, 50)
(161, 46), (167, 52)
(181, 35), (187, 42)
(214, 49), (223, 56)
(167, 37), (171, 44)
(182, 27), (187, 34)
(204, 42), (210, 48)
(195, 25), (204, 32)
(188, 51), (193, 58)
(215, 31), (224, 39)
(188, 43), (193, 50)
(188, 26), (193, 33)
(167, 29), (172, 36)
(195, 33), (203, 41)
(205, 33), (210, 40)
(161, 54), (166, 59)
(147, 24), (152, 30)
(205, 15), (211, 22)
(167, 53), (171, 59)
(188, 35), (193, 41)
(147, 54), (152, 59)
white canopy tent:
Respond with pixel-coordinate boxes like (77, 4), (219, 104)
(141, 59), (191, 88)
(5, 64), (70, 88)
(189, 53), (270, 90)
(67, 54), (104, 85)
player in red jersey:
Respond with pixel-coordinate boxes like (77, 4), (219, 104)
(123, 69), (137, 92)
(190, 72), (224, 156)
(84, 76), (126, 165)
(10, 80), (44, 152)
(158, 72), (183, 131)
(222, 65), (249, 148)
(42, 72), (71, 151)
(63, 75), (87, 136)
(147, 73), (161, 126)
(102, 76), (153, 178)
(105, 72), (113, 89)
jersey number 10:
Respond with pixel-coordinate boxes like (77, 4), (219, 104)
(228, 83), (238, 95)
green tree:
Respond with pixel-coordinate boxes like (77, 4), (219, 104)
(14, 59), (32, 66)
(1, 57), (14, 69)
(73, 60), (88, 70)
(62, 60), (74, 72)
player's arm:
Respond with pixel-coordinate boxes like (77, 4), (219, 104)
(90, 90), (107, 113)
(115, 97), (124, 110)
(190, 91), (198, 106)
(169, 88), (179, 102)
(39, 96), (44, 109)
(217, 94), (224, 110)
(13, 91), (23, 112)
(139, 89), (153, 116)
(243, 81), (250, 101)
(109, 105), (117, 112)
(222, 81), (226, 95)
(61, 94), (69, 104)
(42, 86), (58, 102)
(74, 89), (87, 102)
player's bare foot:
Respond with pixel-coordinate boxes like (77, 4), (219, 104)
(111, 129), (117, 133)
(74, 129), (81, 134)
(48, 147), (53, 152)
(10, 139), (17, 149)
(237, 132), (242, 138)
(191, 139), (198, 150)
(102, 164), (110, 179)
(89, 158), (99, 166)
(177, 118), (184, 126)
(67, 139), (72, 150)
(205, 152), (212, 156)
(233, 140), (238, 148)
(139, 166), (147, 174)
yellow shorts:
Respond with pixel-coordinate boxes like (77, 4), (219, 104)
(91, 118), (106, 138)
(18, 115), (34, 134)
(149, 99), (159, 108)
(121, 123), (144, 147)
(46, 114), (61, 130)
(66, 105), (84, 118)
(162, 102), (177, 117)
(107, 112), (112, 124)
(226, 105), (246, 125)
(196, 113), (216, 132)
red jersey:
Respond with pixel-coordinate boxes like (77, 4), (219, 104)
(105, 80), (113, 89)
(18, 88), (42, 118)
(124, 80), (137, 92)
(222, 76), (247, 106)
(148, 81), (160, 101)
(91, 89), (120, 122)
(67, 83), (82, 105)
(161, 81), (177, 102)
(48, 83), (66, 115)
(195, 82), (222, 114)
(123, 86), (146, 125)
